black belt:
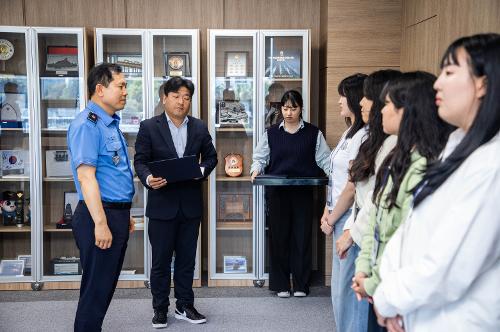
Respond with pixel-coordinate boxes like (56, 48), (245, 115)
(80, 200), (132, 210)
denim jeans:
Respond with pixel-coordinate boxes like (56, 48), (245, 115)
(331, 209), (369, 332)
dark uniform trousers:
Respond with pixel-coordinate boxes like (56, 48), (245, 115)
(72, 201), (130, 332)
(267, 186), (313, 294)
(368, 302), (388, 332)
(148, 209), (200, 311)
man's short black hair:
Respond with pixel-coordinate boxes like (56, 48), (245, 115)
(88, 63), (123, 97)
(163, 77), (195, 98)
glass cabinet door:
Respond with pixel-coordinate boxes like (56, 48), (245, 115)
(148, 30), (201, 282)
(0, 27), (34, 281)
(259, 30), (309, 279)
(34, 28), (86, 279)
(95, 29), (146, 278)
(149, 30), (199, 118)
(208, 30), (257, 281)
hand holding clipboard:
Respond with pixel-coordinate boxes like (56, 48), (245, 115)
(147, 155), (203, 189)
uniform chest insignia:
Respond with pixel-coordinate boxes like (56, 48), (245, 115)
(87, 112), (98, 124)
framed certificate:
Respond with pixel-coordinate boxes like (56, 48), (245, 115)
(164, 52), (191, 77)
(46, 150), (72, 177)
(17, 255), (31, 274)
(225, 51), (248, 77)
(0, 259), (24, 276)
(223, 256), (247, 273)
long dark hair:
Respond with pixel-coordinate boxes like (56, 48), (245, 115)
(414, 33), (500, 206)
(372, 72), (453, 209)
(350, 69), (402, 182)
(338, 73), (367, 138)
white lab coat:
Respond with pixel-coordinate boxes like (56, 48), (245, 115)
(373, 129), (500, 332)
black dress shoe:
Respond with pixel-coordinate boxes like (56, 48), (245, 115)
(175, 304), (207, 324)
(152, 310), (168, 329)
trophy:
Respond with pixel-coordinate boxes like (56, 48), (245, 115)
(57, 203), (73, 229)
(15, 191), (24, 228)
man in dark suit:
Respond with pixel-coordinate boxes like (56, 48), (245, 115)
(134, 77), (217, 329)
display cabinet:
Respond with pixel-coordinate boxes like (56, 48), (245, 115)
(95, 28), (201, 286)
(207, 29), (310, 286)
(0, 26), (86, 288)
(0, 27), (200, 289)
(34, 27), (87, 284)
(0, 27), (35, 285)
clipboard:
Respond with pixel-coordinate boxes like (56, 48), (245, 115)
(147, 155), (203, 183)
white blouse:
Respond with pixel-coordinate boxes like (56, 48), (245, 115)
(344, 135), (397, 246)
(327, 126), (367, 210)
(374, 129), (500, 331)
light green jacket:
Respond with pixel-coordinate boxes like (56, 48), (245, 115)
(355, 151), (426, 296)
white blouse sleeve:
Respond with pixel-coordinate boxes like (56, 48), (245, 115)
(373, 166), (500, 317)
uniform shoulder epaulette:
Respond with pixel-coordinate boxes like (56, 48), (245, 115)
(87, 112), (98, 125)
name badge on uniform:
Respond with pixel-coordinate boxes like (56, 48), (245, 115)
(112, 151), (120, 166)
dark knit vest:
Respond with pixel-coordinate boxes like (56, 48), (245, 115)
(265, 122), (323, 177)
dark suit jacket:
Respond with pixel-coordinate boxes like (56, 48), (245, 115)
(134, 114), (217, 220)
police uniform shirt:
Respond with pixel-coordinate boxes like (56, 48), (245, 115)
(67, 101), (135, 202)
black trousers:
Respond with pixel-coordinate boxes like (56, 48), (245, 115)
(267, 186), (313, 294)
(368, 302), (388, 332)
(148, 209), (200, 311)
(72, 202), (130, 332)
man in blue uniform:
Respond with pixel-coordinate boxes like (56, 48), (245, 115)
(67, 63), (135, 332)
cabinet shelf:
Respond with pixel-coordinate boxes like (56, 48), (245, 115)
(0, 128), (28, 133)
(215, 77), (254, 82)
(0, 176), (30, 182)
(216, 176), (251, 182)
(264, 77), (303, 82)
(43, 177), (73, 182)
(43, 224), (144, 232)
(43, 177), (141, 182)
(216, 127), (252, 133)
(44, 225), (72, 232)
(41, 128), (68, 134)
(0, 225), (31, 233)
(216, 221), (253, 230)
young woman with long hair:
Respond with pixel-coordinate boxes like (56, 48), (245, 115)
(321, 69), (401, 332)
(372, 34), (500, 332)
(351, 71), (453, 331)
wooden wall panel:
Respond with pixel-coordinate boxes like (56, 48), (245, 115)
(125, 0), (223, 29)
(400, 16), (439, 73)
(402, 0), (437, 27)
(401, 0), (500, 75)
(224, 0), (319, 30)
(327, 0), (402, 67)
(319, 0), (328, 70)
(437, 0), (500, 57)
(23, 0), (126, 28)
(321, 1), (402, 284)
(0, 0), (25, 26)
